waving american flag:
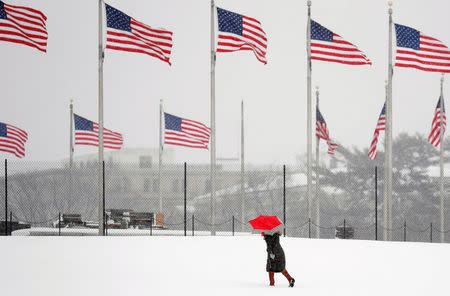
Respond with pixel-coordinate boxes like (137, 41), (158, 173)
(310, 20), (371, 66)
(74, 114), (123, 150)
(105, 3), (173, 65)
(164, 113), (211, 149)
(316, 107), (338, 154)
(216, 7), (267, 64)
(0, 1), (47, 52)
(0, 122), (28, 158)
(428, 96), (446, 147)
(368, 104), (386, 160)
(395, 24), (450, 73)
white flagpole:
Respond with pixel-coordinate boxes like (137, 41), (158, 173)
(386, 1), (393, 241)
(440, 73), (445, 243)
(159, 99), (163, 214)
(241, 100), (245, 232)
(210, 0), (216, 236)
(383, 80), (388, 241)
(306, 0), (313, 222)
(315, 86), (320, 239)
(70, 99), (74, 167)
(69, 99), (74, 211)
(98, 0), (105, 236)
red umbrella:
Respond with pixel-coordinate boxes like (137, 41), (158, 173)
(249, 215), (282, 233)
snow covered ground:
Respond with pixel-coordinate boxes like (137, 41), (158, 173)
(1, 236), (449, 296)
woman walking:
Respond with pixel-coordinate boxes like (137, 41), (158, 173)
(263, 231), (295, 287)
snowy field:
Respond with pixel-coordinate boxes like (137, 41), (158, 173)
(1, 236), (449, 296)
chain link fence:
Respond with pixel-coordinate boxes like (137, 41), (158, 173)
(1, 159), (449, 242)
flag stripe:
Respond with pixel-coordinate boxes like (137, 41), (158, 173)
(311, 56), (369, 65)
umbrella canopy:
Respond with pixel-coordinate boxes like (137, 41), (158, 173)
(248, 215), (282, 232)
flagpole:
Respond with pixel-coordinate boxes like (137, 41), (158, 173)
(315, 86), (320, 239)
(386, 1), (393, 241)
(383, 80), (388, 241)
(440, 73), (445, 243)
(210, 0), (217, 236)
(241, 100), (245, 232)
(69, 99), (74, 211)
(98, 0), (105, 236)
(306, 0), (312, 223)
(159, 99), (163, 214)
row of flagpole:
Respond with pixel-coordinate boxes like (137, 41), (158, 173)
(85, 0), (447, 238)
(1, 0), (447, 239)
(307, 1), (447, 242)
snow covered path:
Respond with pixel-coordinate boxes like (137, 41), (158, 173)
(1, 236), (449, 296)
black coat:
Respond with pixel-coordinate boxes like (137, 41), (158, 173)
(264, 233), (285, 272)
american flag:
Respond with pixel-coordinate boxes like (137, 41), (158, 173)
(310, 20), (371, 65)
(368, 103), (386, 160)
(0, 122), (28, 158)
(74, 114), (123, 150)
(216, 7), (267, 64)
(164, 113), (211, 149)
(395, 24), (450, 73)
(428, 96), (446, 147)
(105, 3), (173, 65)
(316, 107), (338, 154)
(0, 1), (47, 52)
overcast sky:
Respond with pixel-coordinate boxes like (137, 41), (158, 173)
(1, 0), (450, 164)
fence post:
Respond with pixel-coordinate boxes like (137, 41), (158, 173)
(184, 162), (187, 237)
(375, 166), (378, 241)
(9, 211), (12, 235)
(403, 220), (406, 242)
(343, 219), (346, 240)
(192, 214), (194, 236)
(308, 218), (311, 238)
(232, 216), (235, 236)
(150, 218), (153, 236)
(430, 222), (433, 243)
(4, 159), (7, 236)
(59, 212), (61, 236)
(102, 161), (106, 236)
(105, 213), (108, 236)
(283, 165), (286, 237)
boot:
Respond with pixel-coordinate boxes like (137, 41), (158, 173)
(282, 269), (295, 287)
(268, 272), (275, 286)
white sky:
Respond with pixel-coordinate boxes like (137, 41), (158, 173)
(1, 0), (450, 164)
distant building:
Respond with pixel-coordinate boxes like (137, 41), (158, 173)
(70, 148), (176, 169)
(6, 148), (243, 225)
